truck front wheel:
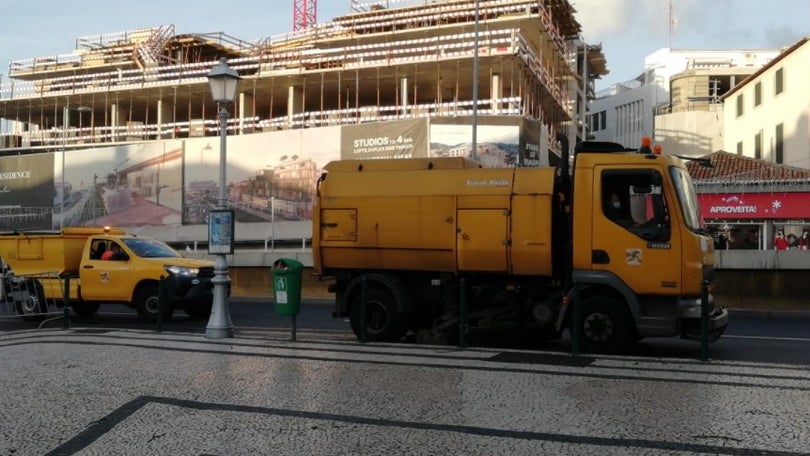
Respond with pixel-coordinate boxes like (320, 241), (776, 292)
(135, 285), (174, 322)
(349, 287), (406, 342)
(577, 296), (633, 354)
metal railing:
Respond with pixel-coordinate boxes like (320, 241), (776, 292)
(0, 271), (68, 328)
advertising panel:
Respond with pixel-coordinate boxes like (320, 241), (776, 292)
(340, 118), (428, 160)
(0, 152), (54, 230)
(520, 118), (548, 167)
(208, 209), (234, 254)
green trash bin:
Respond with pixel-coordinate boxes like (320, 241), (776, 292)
(272, 258), (304, 316)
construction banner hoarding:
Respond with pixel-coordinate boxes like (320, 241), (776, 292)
(429, 116), (520, 167)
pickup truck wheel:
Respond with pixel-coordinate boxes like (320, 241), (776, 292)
(349, 287), (406, 342)
(136, 285), (174, 322)
(16, 279), (47, 321)
(71, 301), (101, 317)
(577, 296), (633, 355)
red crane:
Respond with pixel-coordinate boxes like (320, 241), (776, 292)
(293, 0), (317, 32)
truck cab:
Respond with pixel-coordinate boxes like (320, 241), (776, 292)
(570, 141), (727, 349)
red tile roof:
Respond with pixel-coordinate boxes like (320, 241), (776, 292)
(685, 151), (810, 184)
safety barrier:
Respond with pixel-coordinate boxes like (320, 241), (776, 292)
(0, 272), (68, 327)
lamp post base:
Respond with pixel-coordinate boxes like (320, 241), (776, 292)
(205, 254), (234, 338)
(205, 326), (234, 339)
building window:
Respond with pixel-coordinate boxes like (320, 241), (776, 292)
(589, 110), (607, 132)
(754, 131), (762, 159)
(775, 123), (784, 164)
(736, 95), (744, 117)
(775, 68), (784, 95)
(754, 82), (762, 107)
(737, 141), (743, 155)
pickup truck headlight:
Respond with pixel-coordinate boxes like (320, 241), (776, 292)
(165, 265), (200, 277)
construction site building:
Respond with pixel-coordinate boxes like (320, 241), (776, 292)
(0, 0), (603, 153)
(0, 0), (611, 243)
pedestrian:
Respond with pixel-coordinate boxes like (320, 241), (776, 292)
(798, 230), (810, 250)
(716, 233), (728, 250)
(774, 231), (790, 250)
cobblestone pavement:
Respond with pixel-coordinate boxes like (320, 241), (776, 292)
(1, 327), (809, 456)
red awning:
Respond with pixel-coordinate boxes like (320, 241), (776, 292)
(699, 192), (810, 220)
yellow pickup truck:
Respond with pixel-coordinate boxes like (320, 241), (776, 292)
(0, 227), (215, 321)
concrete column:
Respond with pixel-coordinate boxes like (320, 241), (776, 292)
(491, 73), (501, 114)
(110, 103), (128, 142)
(400, 77), (408, 116)
(239, 92), (254, 134)
(287, 85), (303, 127)
(156, 99), (172, 139)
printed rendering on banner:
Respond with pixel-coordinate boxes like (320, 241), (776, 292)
(183, 127), (341, 225)
(54, 141), (183, 229)
(430, 123), (519, 167)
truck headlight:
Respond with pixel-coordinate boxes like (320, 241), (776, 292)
(165, 265), (199, 277)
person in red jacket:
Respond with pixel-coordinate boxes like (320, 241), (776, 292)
(774, 231), (790, 250)
(101, 243), (122, 260)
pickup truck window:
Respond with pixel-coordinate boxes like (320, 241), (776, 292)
(122, 238), (181, 258)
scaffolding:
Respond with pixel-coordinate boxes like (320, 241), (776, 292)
(0, 0), (590, 151)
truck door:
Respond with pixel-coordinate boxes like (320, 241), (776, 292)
(591, 169), (682, 296)
(80, 239), (135, 302)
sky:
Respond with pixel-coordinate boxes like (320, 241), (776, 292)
(0, 0), (808, 92)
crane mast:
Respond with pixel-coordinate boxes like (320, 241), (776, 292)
(293, 0), (317, 32)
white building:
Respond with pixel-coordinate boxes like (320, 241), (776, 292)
(589, 83), (666, 147)
(590, 48), (779, 151)
(722, 38), (810, 169)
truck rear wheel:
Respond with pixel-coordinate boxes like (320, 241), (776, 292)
(577, 296), (633, 354)
(349, 287), (406, 342)
(71, 301), (101, 317)
(135, 285), (174, 322)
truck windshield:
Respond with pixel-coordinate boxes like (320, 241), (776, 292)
(122, 238), (181, 258)
(669, 166), (703, 232)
